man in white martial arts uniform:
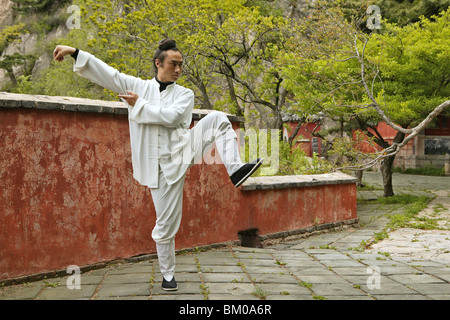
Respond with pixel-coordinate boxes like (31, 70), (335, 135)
(53, 39), (263, 291)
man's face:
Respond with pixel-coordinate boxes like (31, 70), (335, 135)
(156, 50), (183, 83)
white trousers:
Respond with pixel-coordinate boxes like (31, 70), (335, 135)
(151, 111), (243, 280)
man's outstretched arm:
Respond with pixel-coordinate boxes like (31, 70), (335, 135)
(53, 45), (142, 105)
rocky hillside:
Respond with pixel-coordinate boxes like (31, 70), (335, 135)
(0, 0), (69, 88)
(0, 0), (14, 26)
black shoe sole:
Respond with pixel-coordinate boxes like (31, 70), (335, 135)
(162, 286), (178, 291)
(234, 158), (264, 188)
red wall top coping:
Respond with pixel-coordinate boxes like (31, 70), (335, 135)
(241, 172), (357, 191)
(0, 92), (244, 124)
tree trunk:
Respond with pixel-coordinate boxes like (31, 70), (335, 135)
(196, 81), (214, 110)
(6, 67), (17, 86)
(186, 73), (214, 110)
(380, 130), (406, 197)
(225, 75), (243, 117)
(272, 110), (284, 143)
(380, 154), (395, 197)
(288, 118), (305, 148)
(355, 170), (364, 187)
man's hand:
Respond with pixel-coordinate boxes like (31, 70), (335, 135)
(118, 90), (139, 107)
(53, 45), (76, 62)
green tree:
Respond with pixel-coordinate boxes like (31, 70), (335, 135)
(360, 9), (450, 195)
(0, 23), (35, 87)
(281, 2), (449, 197)
(196, 5), (293, 128)
(0, 53), (35, 86)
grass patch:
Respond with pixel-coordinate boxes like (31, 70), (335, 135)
(200, 284), (210, 300)
(393, 165), (445, 176)
(356, 194), (434, 249)
(433, 204), (446, 214)
(299, 281), (313, 289)
(357, 183), (381, 191)
(409, 218), (439, 230)
(385, 195), (432, 230)
(375, 194), (425, 206)
(251, 285), (269, 300)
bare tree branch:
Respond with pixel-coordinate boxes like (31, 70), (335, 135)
(333, 100), (449, 172)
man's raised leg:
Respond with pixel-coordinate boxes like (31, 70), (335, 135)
(189, 111), (263, 187)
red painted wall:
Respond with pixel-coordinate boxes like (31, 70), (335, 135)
(0, 107), (356, 281)
(284, 122), (322, 157)
(353, 122), (414, 157)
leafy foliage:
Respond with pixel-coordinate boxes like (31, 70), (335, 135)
(367, 9), (450, 125)
(277, 142), (333, 175)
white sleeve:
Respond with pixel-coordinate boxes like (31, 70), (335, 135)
(129, 89), (194, 127)
(73, 50), (144, 94)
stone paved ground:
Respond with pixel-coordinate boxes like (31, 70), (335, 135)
(1, 172), (449, 300)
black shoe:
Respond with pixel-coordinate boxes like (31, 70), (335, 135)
(162, 277), (178, 291)
(230, 158), (264, 188)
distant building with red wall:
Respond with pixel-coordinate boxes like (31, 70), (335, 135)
(283, 121), (322, 157)
(284, 115), (450, 169)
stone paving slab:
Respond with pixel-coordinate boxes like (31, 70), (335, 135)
(1, 172), (450, 301)
(39, 284), (98, 300)
(260, 283), (312, 296)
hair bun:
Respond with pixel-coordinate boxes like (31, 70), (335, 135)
(158, 39), (177, 51)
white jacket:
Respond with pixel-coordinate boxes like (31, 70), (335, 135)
(73, 50), (195, 188)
